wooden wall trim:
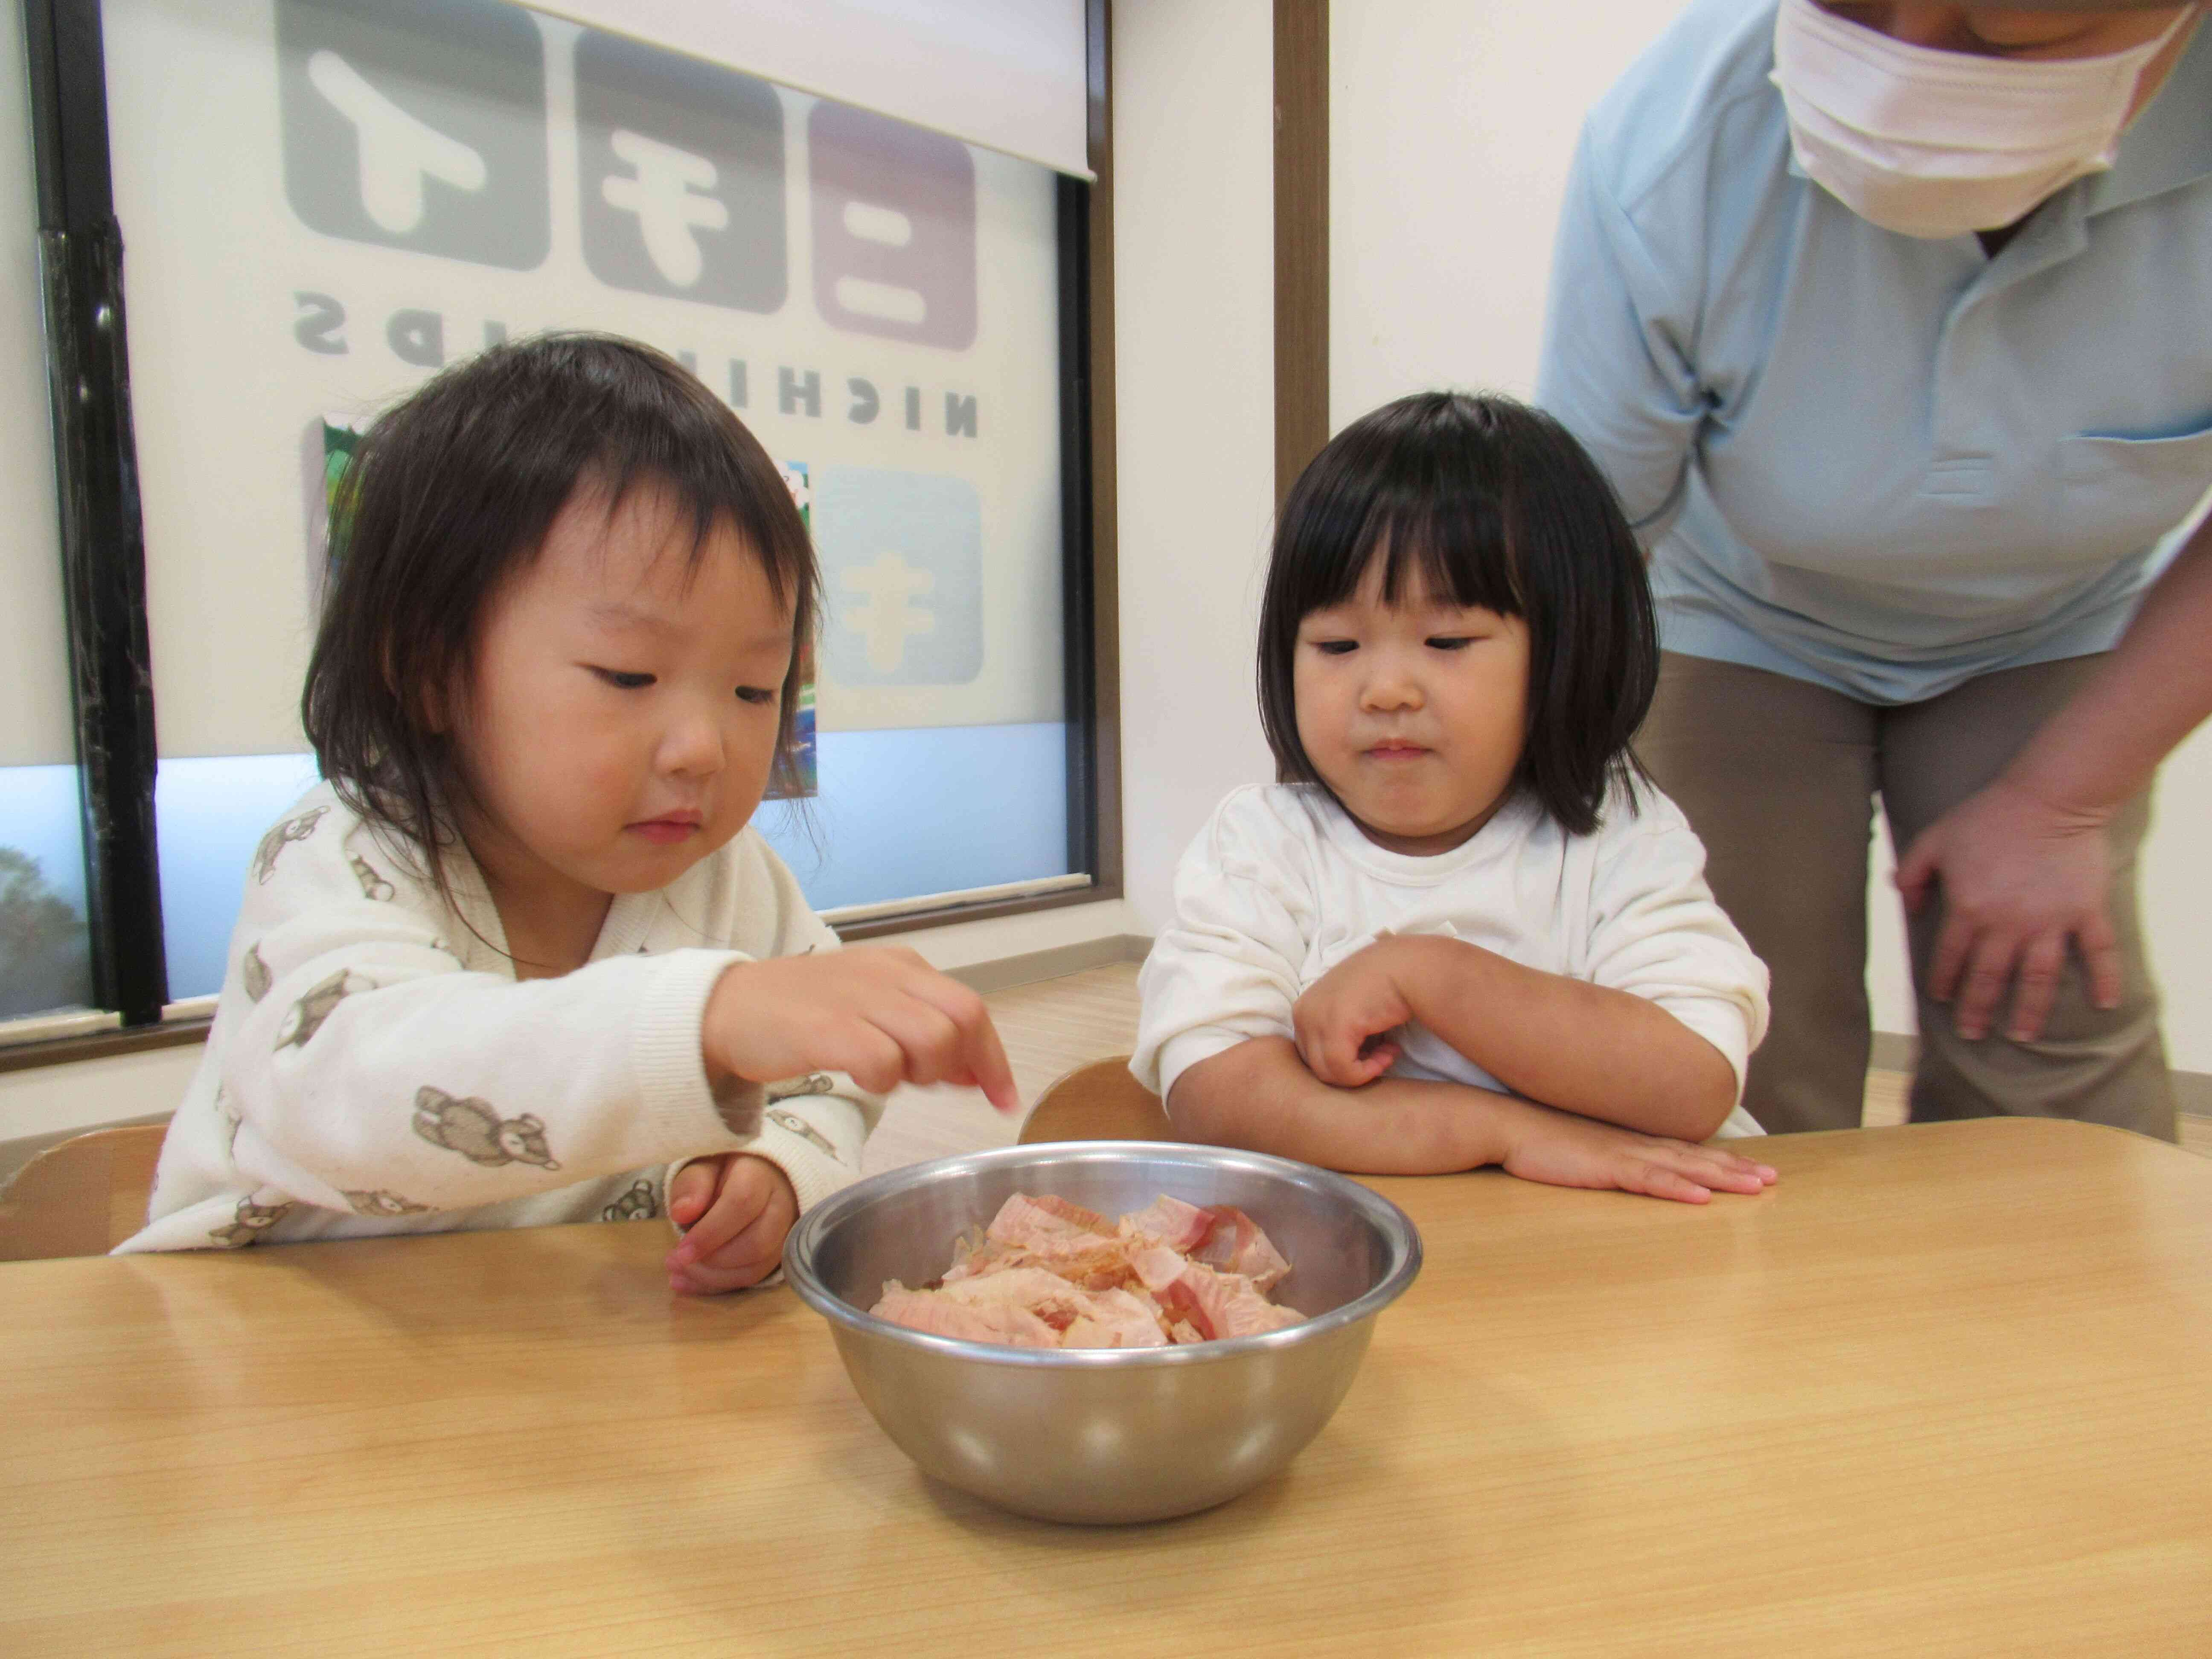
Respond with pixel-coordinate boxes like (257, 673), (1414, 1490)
(1087, 0), (1123, 895)
(1273, 0), (1329, 504)
(0, 1017), (206, 1075)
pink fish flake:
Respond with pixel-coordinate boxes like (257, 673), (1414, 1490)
(870, 1192), (1302, 1349)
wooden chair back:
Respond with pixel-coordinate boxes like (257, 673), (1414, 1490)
(0, 1123), (169, 1262)
(1018, 1057), (1178, 1144)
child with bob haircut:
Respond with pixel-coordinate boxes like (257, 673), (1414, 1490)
(120, 333), (1016, 1289)
(1134, 391), (1777, 1202)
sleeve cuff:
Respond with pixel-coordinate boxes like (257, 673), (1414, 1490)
(629, 949), (754, 1145)
(742, 1106), (864, 1216)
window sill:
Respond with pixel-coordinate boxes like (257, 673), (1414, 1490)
(0, 1017), (211, 1075)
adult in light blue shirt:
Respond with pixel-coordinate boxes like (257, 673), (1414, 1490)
(1538, 0), (2210, 1138)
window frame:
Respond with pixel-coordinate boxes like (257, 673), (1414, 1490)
(2, 0), (1121, 1062)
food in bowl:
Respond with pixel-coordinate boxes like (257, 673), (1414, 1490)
(783, 1143), (1423, 1524)
(870, 1192), (1304, 1349)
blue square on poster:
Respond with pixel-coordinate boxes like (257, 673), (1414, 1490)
(815, 467), (984, 686)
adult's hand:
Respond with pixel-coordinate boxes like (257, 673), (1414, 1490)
(1894, 777), (2122, 1044)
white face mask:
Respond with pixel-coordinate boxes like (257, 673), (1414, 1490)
(1770, 0), (2197, 239)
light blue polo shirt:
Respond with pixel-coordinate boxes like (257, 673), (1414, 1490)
(1535, 0), (2212, 705)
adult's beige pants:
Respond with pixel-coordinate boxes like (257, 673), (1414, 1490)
(1637, 651), (2177, 1142)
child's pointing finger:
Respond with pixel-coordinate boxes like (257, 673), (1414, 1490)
(902, 973), (1021, 1115)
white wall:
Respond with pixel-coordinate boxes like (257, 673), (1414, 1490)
(1327, 0), (2212, 1068)
(2141, 720), (2212, 1071)
(0, 0), (70, 768)
(0, 1045), (201, 1146)
(1111, 0), (1280, 932)
(1330, 0), (1668, 419)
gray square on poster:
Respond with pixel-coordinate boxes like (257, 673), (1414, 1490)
(575, 29), (786, 313)
(817, 468), (984, 687)
(277, 0), (549, 270)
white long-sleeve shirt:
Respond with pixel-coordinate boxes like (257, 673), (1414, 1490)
(1132, 783), (1769, 1139)
(118, 783), (881, 1254)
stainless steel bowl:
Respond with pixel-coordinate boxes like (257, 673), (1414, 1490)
(783, 1141), (1422, 1524)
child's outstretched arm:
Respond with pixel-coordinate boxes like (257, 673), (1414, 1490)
(700, 946), (1018, 1114)
(1170, 1036), (1772, 1201)
(1292, 934), (1737, 1141)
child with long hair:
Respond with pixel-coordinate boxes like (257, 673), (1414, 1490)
(1135, 392), (1777, 1202)
(120, 334), (1015, 1287)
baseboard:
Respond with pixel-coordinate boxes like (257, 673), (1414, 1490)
(1869, 1032), (1918, 1073)
(942, 933), (1150, 995)
(2175, 1071), (2212, 1118)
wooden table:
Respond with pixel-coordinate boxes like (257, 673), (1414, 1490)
(5, 1119), (2209, 1656)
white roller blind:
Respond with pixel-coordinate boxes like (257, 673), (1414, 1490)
(106, 0), (1070, 757)
(102, 0), (1085, 980)
(0, 0), (70, 768)
(524, 0), (1092, 178)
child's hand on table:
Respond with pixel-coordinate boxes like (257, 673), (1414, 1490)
(666, 1153), (797, 1294)
(704, 947), (1021, 1113)
(1495, 1096), (1776, 1203)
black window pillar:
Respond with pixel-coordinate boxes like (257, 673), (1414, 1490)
(23, 0), (166, 1023)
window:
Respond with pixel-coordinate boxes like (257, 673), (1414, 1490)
(2, 0), (1115, 1049)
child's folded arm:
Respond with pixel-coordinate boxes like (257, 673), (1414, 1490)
(1575, 793), (1771, 1120)
(1394, 796), (1763, 1140)
(1173, 1035), (1773, 1201)
(1284, 797), (1763, 1142)
(1167, 1035), (1519, 1175)
(1348, 938), (1743, 1141)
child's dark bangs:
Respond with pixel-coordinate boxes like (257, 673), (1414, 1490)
(1359, 489), (1523, 620)
(587, 434), (808, 612)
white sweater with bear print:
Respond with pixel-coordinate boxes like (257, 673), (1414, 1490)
(116, 783), (881, 1255)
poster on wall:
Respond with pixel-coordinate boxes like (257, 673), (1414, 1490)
(777, 459), (818, 798)
(106, 0), (1067, 767)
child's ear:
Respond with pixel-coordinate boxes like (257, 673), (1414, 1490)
(385, 646), (453, 735)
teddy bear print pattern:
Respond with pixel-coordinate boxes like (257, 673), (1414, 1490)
(252, 806), (327, 883)
(212, 1086), (243, 1156)
(767, 1073), (834, 1103)
(276, 969), (374, 1051)
(210, 1193), (294, 1248)
(349, 854), (395, 902)
(601, 1180), (659, 1222)
(765, 1107), (842, 1162)
(411, 1086), (561, 1170)
(344, 1189), (432, 1218)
